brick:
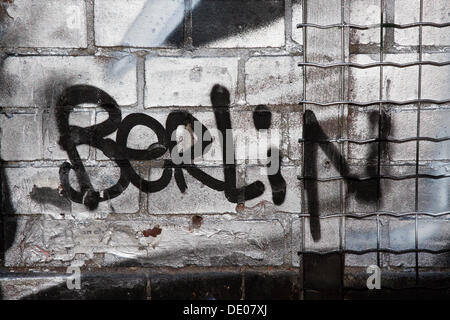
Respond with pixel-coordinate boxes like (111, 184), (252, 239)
(306, 105), (341, 139)
(419, 252), (450, 268)
(304, 217), (340, 252)
(349, 53), (450, 103)
(394, 0), (450, 46)
(306, 68), (341, 103)
(350, 54), (416, 101)
(303, 180), (341, 216)
(150, 272), (241, 300)
(244, 165), (302, 213)
(145, 57), (238, 107)
(291, 217), (302, 267)
(379, 166), (417, 213)
(345, 218), (378, 251)
(0, 0), (87, 48)
(345, 165), (418, 215)
(244, 272), (299, 300)
(382, 62), (418, 101)
(192, 0), (285, 48)
(347, 105), (380, 165)
(0, 56), (137, 107)
(302, 132), (343, 215)
(419, 107), (450, 161)
(347, 106), (418, 163)
(349, 55), (381, 102)
(231, 110), (283, 164)
(302, 0), (342, 63)
(147, 167), (238, 214)
(286, 110), (303, 162)
(3, 165), (140, 217)
(422, 53), (450, 101)
(127, 216), (286, 267)
(418, 219), (449, 252)
(94, 0), (184, 47)
(291, 0), (303, 45)
(5, 216), (286, 267)
(345, 218), (378, 267)
(380, 217), (416, 267)
(349, 0), (380, 45)
(3, 167), (66, 216)
(345, 165), (378, 214)
(69, 165), (140, 216)
(344, 253), (378, 269)
(43, 111), (91, 160)
(245, 56), (303, 105)
(0, 113), (41, 161)
(418, 176), (450, 213)
(347, 105), (380, 141)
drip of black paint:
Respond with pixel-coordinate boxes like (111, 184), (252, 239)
(211, 84), (265, 203)
(252, 104), (286, 206)
(267, 147), (286, 205)
(303, 110), (388, 241)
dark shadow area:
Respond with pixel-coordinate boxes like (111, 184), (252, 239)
(20, 271), (303, 300)
(303, 253), (343, 299)
(344, 288), (450, 300)
(20, 273), (148, 300)
(165, 0), (285, 47)
(0, 156), (17, 300)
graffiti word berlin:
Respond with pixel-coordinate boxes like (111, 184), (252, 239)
(56, 84), (286, 210)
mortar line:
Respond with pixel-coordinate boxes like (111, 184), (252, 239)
(184, 0), (193, 49)
(285, 0), (293, 49)
(85, 0), (95, 53)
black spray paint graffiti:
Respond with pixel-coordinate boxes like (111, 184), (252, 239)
(56, 84), (286, 210)
(303, 110), (390, 241)
(56, 84), (389, 242)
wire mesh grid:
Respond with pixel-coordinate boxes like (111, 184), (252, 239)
(297, 0), (450, 296)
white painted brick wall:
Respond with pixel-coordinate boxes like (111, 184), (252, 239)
(349, 0), (381, 45)
(245, 56), (303, 105)
(94, 0), (185, 47)
(395, 0), (450, 46)
(0, 0), (448, 281)
(0, 113), (41, 161)
(43, 111), (91, 160)
(0, 56), (137, 107)
(145, 57), (239, 107)
(0, 0), (87, 48)
(350, 53), (450, 101)
(192, 0), (285, 48)
(4, 215), (287, 267)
